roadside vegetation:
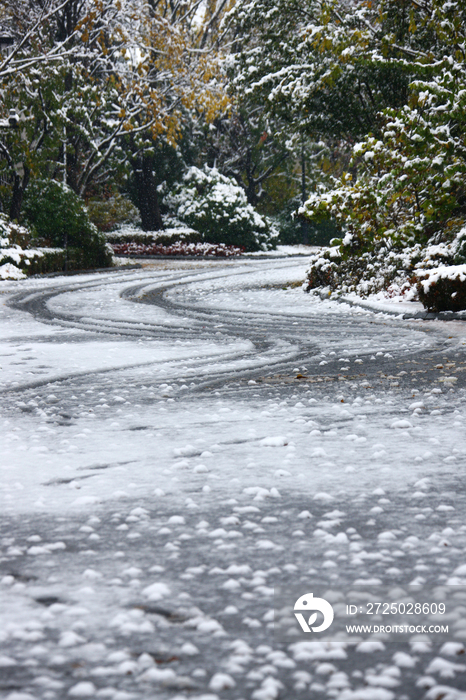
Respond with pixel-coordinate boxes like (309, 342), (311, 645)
(229, 0), (466, 310)
(1, 0), (464, 311)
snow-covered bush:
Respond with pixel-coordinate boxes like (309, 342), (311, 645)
(416, 266), (466, 312)
(111, 241), (242, 257)
(302, 90), (466, 296)
(106, 224), (202, 246)
(0, 215), (31, 249)
(0, 262), (26, 280)
(86, 194), (140, 232)
(107, 223), (243, 256)
(300, 1), (466, 302)
(163, 166), (278, 251)
(305, 226), (466, 301)
(0, 213), (65, 279)
(304, 237), (420, 297)
(23, 179), (113, 270)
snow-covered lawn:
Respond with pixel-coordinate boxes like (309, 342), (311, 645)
(1, 258), (466, 699)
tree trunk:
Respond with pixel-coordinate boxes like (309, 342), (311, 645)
(9, 165), (29, 221)
(133, 155), (163, 231)
(245, 176), (258, 207)
(67, 142), (79, 193)
(244, 148), (258, 206)
(301, 139), (309, 245)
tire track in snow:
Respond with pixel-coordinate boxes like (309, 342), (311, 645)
(5, 258), (443, 395)
(4, 261), (316, 391)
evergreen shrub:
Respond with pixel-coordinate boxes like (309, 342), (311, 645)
(416, 266), (466, 312)
(86, 194), (139, 232)
(23, 180), (113, 270)
(0, 213), (65, 278)
(106, 226), (202, 245)
(164, 166), (278, 251)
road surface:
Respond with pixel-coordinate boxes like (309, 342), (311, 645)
(1, 257), (466, 700)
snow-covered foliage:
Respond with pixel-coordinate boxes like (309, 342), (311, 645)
(199, 105), (297, 210)
(301, 0), (466, 308)
(0, 0), (229, 227)
(23, 180), (113, 270)
(226, 0), (409, 140)
(0, 213), (30, 249)
(111, 241), (243, 257)
(0, 213), (64, 279)
(0, 262), (26, 280)
(164, 166), (279, 251)
(417, 264), (466, 312)
(86, 195), (140, 232)
(106, 225), (202, 246)
(107, 221), (243, 255)
(305, 230), (466, 299)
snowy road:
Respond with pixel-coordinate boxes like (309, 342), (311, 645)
(2, 257), (466, 700)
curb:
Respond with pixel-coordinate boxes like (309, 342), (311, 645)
(317, 290), (466, 321)
(29, 264), (143, 278)
(121, 253), (311, 261)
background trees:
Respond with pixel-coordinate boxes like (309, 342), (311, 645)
(222, 0), (417, 243)
(300, 0), (466, 295)
(226, 0), (413, 141)
(2, 0), (462, 273)
(0, 0), (228, 228)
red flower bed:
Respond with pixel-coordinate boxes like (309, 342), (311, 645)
(111, 241), (244, 257)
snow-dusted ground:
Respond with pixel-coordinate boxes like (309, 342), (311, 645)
(247, 245), (319, 257)
(2, 257), (466, 699)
